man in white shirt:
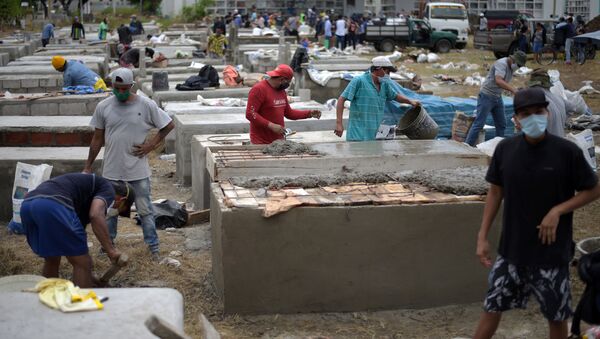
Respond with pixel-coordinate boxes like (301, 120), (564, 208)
(335, 15), (346, 49)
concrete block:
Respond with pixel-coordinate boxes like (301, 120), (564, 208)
(31, 103), (59, 116)
(59, 102), (87, 115)
(39, 78), (58, 87)
(0, 53), (9, 66)
(211, 186), (502, 314)
(0, 147), (103, 220)
(2, 104), (28, 115)
(3, 79), (21, 89)
(0, 288), (183, 339)
(21, 79), (40, 88)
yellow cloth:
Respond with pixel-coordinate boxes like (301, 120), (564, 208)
(29, 278), (103, 312)
(94, 78), (108, 91)
(52, 55), (66, 70)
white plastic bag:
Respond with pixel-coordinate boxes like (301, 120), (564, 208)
(416, 54), (428, 63)
(567, 129), (596, 171)
(8, 162), (53, 233)
(427, 53), (440, 63)
(376, 124), (396, 140)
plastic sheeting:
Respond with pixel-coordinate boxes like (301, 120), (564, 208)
(381, 81), (516, 139)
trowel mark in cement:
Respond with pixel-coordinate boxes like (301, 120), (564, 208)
(398, 166), (489, 195)
(261, 140), (322, 156)
(230, 173), (397, 189)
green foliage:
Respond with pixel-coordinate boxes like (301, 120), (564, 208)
(129, 0), (162, 15)
(100, 6), (139, 17)
(180, 0), (214, 22)
(0, 0), (22, 26)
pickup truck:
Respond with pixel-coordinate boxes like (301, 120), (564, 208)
(474, 19), (556, 59)
(364, 18), (457, 53)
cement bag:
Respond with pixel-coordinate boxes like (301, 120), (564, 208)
(7, 162), (53, 234)
(416, 54), (428, 63)
(567, 129), (597, 171)
(427, 53), (440, 63)
(451, 111), (475, 142)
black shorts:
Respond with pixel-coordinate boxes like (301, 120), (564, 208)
(483, 255), (572, 321)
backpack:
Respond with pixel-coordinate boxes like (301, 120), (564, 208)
(289, 47), (309, 73)
(175, 75), (210, 91)
(223, 65), (242, 87)
(176, 65), (220, 91)
(198, 64), (220, 87)
(571, 250), (600, 337)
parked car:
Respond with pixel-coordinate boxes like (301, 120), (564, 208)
(474, 19), (556, 58)
(482, 10), (532, 30)
(365, 18), (457, 53)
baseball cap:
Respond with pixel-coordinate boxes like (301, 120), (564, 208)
(110, 181), (136, 218)
(527, 68), (552, 89)
(514, 87), (549, 113)
(372, 56), (397, 72)
(110, 68), (135, 86)
(511, 50), (527, 67)
(266, 64), (294, 80)
(51, 55), (66, 70)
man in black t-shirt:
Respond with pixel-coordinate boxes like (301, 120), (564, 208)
(473, 88), (600, 339)
(20, 173), (135, 288)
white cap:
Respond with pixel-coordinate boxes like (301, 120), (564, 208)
(371, 56), (397, 71)
(480, 12), (484, 17)
(110, 68), (135, 85)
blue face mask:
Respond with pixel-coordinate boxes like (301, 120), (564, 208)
(519, 113), (547, 138)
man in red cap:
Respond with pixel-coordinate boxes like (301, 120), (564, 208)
(246, 64), (322, 144)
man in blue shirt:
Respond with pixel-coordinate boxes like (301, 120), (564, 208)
(565, 16), (577, 65)
(20, 173), (135, 287)
(324, 16), (332, 49)
(41, 23), (54, 47)
(334, 56), (420, 141)
(52, 55), (108, 91)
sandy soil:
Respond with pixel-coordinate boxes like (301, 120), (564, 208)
(1, 45), (600, 338)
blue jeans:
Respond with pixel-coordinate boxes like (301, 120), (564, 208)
(336, 34), (345, 50)
(465, 92), (506, 146)
(107, 177), (159, 253)
(565, 38), (573, 62)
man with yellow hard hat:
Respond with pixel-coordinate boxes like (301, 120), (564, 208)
(52, 55), (108, 91)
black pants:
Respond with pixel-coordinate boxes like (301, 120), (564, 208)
(348, 33), (357, 49)
(42, 38), (49, 47)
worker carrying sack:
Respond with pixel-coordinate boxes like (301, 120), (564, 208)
(570, 249), (600, 337)
(175, 65), (220, 91)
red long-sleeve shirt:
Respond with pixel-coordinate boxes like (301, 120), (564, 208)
(246, 80), (311, 144)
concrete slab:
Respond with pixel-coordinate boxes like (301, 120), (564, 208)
(0, 64), (102, 77)
(132, 65), (226, 78)
(0, 288), (183, 338)
(148, 87), (251, 107)
(0, 45), (27, 61)
(34, 48), (106, 56)
(207, 140), (488, 181)
(0, 53), (10, 66)
(141, 81), (228, 97)
(0, 147), (103, 220)
(8, 56), (108, 78)
(175, 109), (346, 187)
(191, 131), (345, 209)
(165, 100), (325, 116)
(0, 93), (109, 116)
(0, 116), (93, 147)
(0, 74), (63, 93)
(211, 185), (501, 314)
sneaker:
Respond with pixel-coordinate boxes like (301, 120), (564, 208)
(566, 60), (572, 65)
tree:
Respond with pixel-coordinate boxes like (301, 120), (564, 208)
(181, 0), (214, 22)
(0, 0), (22, 28)
(129, 0), (162, 15)
(57, 0), (90, 16)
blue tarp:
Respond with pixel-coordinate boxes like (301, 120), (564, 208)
(63, 85), (104, 95)
(382, 81), (515, 139)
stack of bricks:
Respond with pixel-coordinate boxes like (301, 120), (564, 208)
(0, 131), (93, 147)
(0, 76), (63, 93)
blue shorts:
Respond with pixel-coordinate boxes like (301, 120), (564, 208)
(533, 41), (543, 53)
(20, 197), (88, 257)
(483, 255), (572, 321)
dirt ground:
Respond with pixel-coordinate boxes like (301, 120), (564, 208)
(1, 44), (600, 338)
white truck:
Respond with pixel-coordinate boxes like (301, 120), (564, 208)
(422, 2), (469, 49)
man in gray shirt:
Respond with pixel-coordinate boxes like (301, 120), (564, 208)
(84, 68), (174, 261)
(528, 68), (573, 137)
(465, 51), (526, 146)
